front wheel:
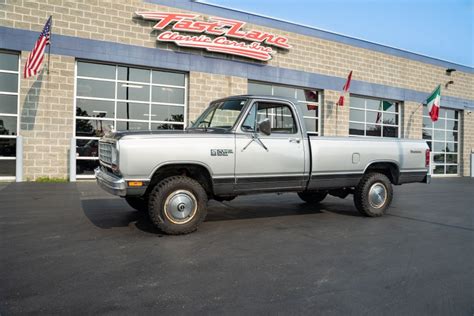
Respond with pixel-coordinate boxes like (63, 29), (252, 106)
(148, 176), (208, 235)
(354, 173), (393, 217)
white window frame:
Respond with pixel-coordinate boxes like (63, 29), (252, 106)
(349, 95), (402, 138)
(422, 107), (460, 177)
(0, 51), (20, 181)
(248, 81), (321, 135)
(74, 60), (188, 179)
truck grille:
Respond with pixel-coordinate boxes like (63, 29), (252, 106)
(99, 142), (113, 165)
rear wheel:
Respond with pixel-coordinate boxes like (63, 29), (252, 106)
(148, 176), (208, 235)
(125, 197), (148, 212)
(298, 191), (328, 204)
(354, 172), (393, 217)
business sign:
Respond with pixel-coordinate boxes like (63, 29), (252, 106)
(136, 12), (291, 61)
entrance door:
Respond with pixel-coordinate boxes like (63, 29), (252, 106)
(234, 101), (305, 192)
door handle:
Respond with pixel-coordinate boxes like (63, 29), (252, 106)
(289, 137), (300, 143)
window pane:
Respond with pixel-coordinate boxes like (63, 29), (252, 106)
(350, 109), (365, 122)
(0, 53), (18, 71)
(423, 106), (428, 116)
(422, 129), (432, 140)
(77, 62), (115, 79)
(433, 142), (445, 152)
(349, 122), (364, 136)
(446, 131), (458, 142)
(446, 165), (457, 174)
(383, 126), (398, 138)
(76, 119), (113, 137)
(257, 104), (296, 134)
(248, 82), (272, 95)
(151, 123), (184, 130)
(434, 129), (445, 141)
(116, 121), (149, 131)
(299, 102), (318, 117)
(433, 165), (445, 174)
(0, 138), (16, 157)
(152, 86), (185, 104)
(304, 118), (318, 133)
(0, 160), (15, 176)
(117, 83), (150, 102)
(445, 142), (458, 153)
(0, 94), (18, 114)
(445, 110), (458, 120)
(446, 154), (457, 164)
(366, 99), (380, 110)
(117, 102), (149, 120)
(434, 118), (445, 129)
(367, 111), (380, 124)
(0, 73), (18, 93)
(152, 71), (185, 86)
(296, 89), (318, 102)
(383, 112), (398, 125)
(273, 85), (295, 99)
(151, 105), (184, 122)
(76, 99), (114, 118)
(382, 101), (397, 112)
(0, 116), (17, 136)
(433, 153), (445, 163)
(350, 96), (365, 109)
(366, 124), (381, 137)
(76, 139), (98, 157)
(118, 67), (150, 83)
(77, 79), (115, 99)
(422, 116), (433, 128)
(76, 159), (100, 176)
(446, 120), (458, 131)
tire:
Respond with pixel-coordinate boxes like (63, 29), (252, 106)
(125, 197), (148, 212)
(148, 176), (208, 235)
(354, 172), (393, 217)
(298, 191), (328, 204)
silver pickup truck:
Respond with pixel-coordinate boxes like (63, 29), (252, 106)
(95, 95), (430, 234)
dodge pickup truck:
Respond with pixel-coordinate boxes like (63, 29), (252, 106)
(95, 95), (430, 234)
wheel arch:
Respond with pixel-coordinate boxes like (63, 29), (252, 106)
(363, 160), (401, 184)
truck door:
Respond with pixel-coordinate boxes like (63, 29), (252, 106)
(234, 101), (306, 192)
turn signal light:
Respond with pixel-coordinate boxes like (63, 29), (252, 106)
(425, 149), (431, 168)
(128, 181), (143, 187)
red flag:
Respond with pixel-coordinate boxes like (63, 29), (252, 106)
(337, 71), (352, 106)
(24, 16), (52, 78)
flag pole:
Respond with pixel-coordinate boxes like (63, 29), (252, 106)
(47, 15), (52, 75)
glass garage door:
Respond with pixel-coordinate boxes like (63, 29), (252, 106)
(75, 61), (187, 178)
(422, 107), (460, 175)
(0, 51), (19, 180)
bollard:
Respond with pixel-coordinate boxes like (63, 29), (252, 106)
(70, 137), (76, 182)
(15, 135), (23, 182)
(471, 152), (474, 178)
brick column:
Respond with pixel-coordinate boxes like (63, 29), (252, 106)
(322, 89), (349, 136)
(19, 54), (75, 181)
(402, 101), (423, 139)
(461, 111), (474, 176)
(188, 72), (247, 123)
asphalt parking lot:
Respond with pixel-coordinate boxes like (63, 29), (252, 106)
(1, 178), (473, 315)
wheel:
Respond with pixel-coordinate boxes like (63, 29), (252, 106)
(125, 197), (148, 212)
(298, 191), (328, 204)
(354, 173), (393, 217)
(148, 176), (208, 235)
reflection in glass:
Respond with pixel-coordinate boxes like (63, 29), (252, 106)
(115, 121), (149, 131)
(0, 116), (17, 135)
(445, 142), (457, 152)
(304, 118), (318, 133)
(77, 79), (115, 99)
(0, 94), (18, 114)
(0, 160), (15, 176)
(118, 67), (150, 83)
(117, 102), (149, 120)
(366, 124), (381, 137)
(446, 120), (458, 131)
(422, 129), (432, 140)
(152, 86), (185, 104)
(77, 62), (115, 79)
(76, 99), (114, 118)
(117, 83), (150, 102)
(151, 105), (184, 122)
(151, 123), (184, 130)
(0, 52), (19, 71)
(273, 85), (295, 98)
(76, 119), (113, 137)
(434, 118), (445, 129)
(446, 165), (457, 174)
(433, 154), (444, 163)
(76, 159), (100, 175)
(366, 111), (379, 124)
(349, 122), (364, 136)
(433, 165), (444, 174)
(248, 82), (272, 95)
(350, 109), (364, 122)
(152, 71), (185, 86)
(383, 126), (398, 138)
(0, 138), (16, 157)
(350, 96), (365, 109)
(0, 73), (18, 93)
(446, 154), (457, 163)
(434, 129), (445, 141)
(76, 139), (98, 157)
(383, 112), (398, 125)
(296, 89), (318, 102)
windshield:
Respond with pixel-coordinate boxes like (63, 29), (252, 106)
(191, 99), (247, 130)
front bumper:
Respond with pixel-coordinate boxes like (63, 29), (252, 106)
(94, 167), (127, 197)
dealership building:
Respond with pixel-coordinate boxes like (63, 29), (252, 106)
(0, 0), (473, 181)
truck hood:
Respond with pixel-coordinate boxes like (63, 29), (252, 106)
(103, 128), (232, 141)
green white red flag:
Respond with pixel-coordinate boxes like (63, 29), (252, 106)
(337, 70), (352, 106)
(426, 85), (441, 122)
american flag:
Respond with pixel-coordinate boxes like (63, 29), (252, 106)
(24, 16), (52, 78)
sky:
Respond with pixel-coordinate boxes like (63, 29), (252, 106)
(204, 0), (474, 67)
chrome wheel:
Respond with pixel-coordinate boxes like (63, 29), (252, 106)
(163, 190), (197, 224)
(368, 183), (387, 209)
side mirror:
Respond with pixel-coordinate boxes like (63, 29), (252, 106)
(258, 118), (271, 136)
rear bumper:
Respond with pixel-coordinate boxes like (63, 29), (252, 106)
(94, 167), (127, 197)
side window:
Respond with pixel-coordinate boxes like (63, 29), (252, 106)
(241, 104), (257, 132)
(258, 103), (297, 134)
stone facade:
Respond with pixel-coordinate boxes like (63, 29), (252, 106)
(0, 0), (473, 179)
